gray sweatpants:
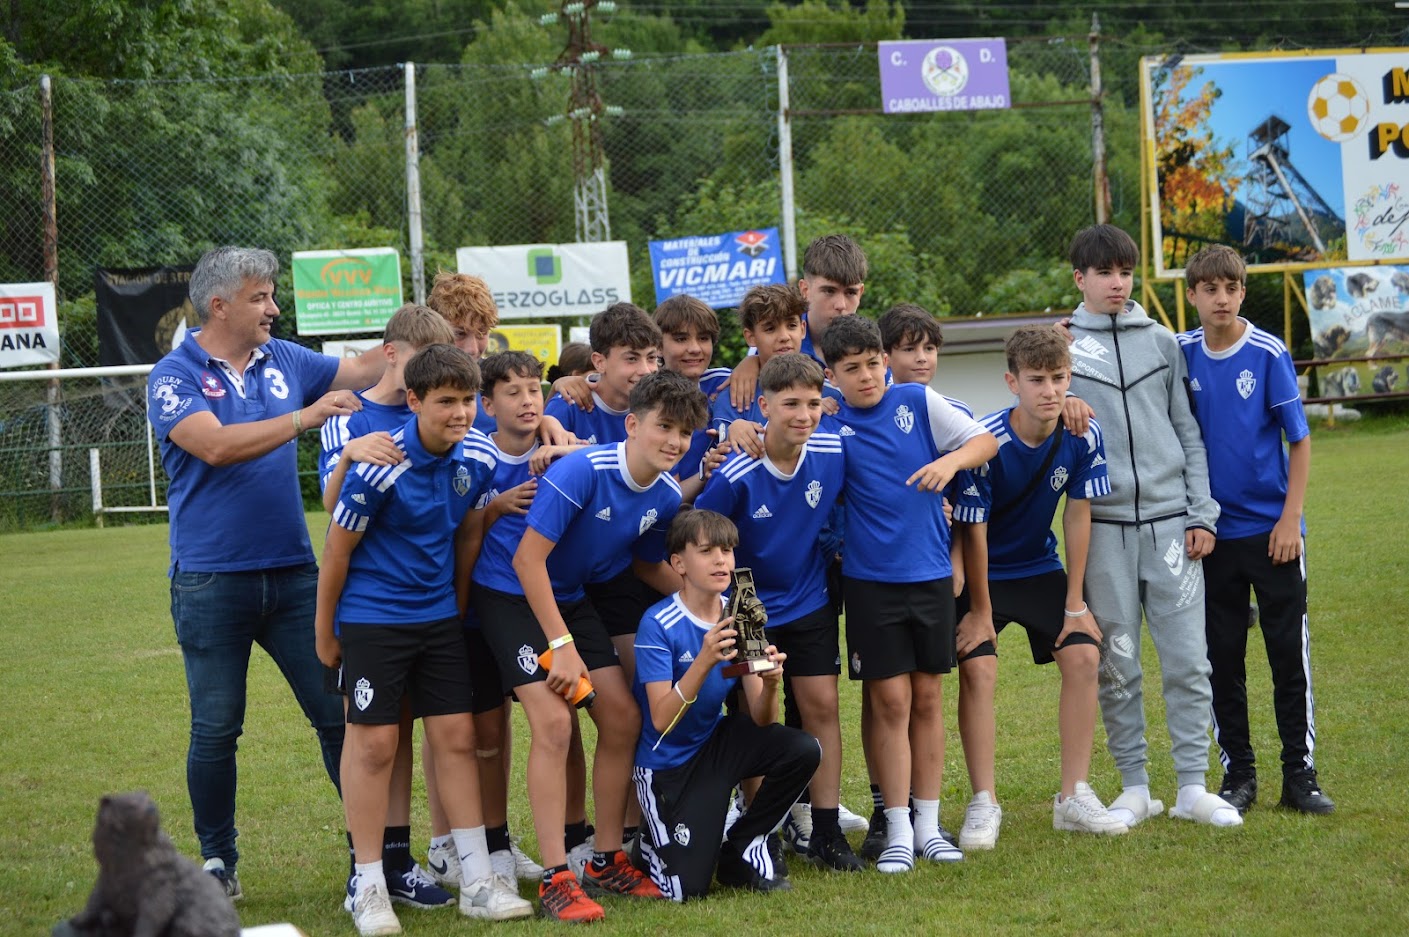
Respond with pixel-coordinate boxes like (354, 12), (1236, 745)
(1086, 516), (1213, 789)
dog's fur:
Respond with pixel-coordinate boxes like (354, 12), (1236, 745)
(1392, 271), (1409, 295)
(1314, 324), (1350, 359)
(1372, 365), (1400, 394)
(1366, 310), (1409, 357)
(55, 792), (239, 937)
(1309, 275), (1338, 310)
(1345, 273), (1378, 299)
(1322, 365), (1361, 397)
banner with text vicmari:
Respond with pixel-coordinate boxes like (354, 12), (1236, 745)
(649, 228), (786, 309)
(292, 248), (404, 335)
(457, 242), (631, 320)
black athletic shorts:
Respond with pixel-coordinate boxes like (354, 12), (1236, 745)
(474, 585), (619, 692)
(842, 576), (956, 680)
(462, 625), (508, 714)
(953, 569), (1099, 665)
(339, 618), (473, 724)
(585, 568), (666, 638)
(768, 604), (841, 677)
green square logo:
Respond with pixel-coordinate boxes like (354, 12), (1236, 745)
(527, 248), (562, 285)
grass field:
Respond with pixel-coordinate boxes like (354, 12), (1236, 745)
(3, 420), (1408, 936)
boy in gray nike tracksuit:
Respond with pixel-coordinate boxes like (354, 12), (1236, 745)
(1063, 225), (1240, 828)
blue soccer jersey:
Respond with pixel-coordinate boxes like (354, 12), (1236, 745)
(672, 367), (732, 482)
(525, 442), (682, 601)
(472, 437), (542, 596)
(545, 391), (630, 445)
(318, 394), (411, 493)
(473, 392), (496, 434)
(833, 382), (987, 583)
(1178, 320), (1310, 539)
(709, 380), (766, 439)
(148, 332), (339, 574)
(329, 418), (496, 625)
(694, 433), (844, 626)
(633, 593), (734, 771)
(952, 409), (1111, 579)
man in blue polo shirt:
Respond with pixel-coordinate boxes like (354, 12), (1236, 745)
(148, 245), (388, 900)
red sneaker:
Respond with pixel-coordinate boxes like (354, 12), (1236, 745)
(581, 850), (666, 899)
(538, 869), (605, 923)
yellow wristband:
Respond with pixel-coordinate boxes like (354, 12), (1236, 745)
(291, 410), (303, 434)
(547, 633), (575, 651)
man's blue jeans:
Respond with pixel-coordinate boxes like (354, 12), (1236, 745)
(171, 563), (344, 868)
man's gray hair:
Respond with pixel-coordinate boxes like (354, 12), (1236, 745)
(189, 246), (279, 322)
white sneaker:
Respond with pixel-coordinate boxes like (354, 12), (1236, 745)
(1054, 782), (1130, 835)
(460, 875), (533, 921)
(837, 803), (869, 834)
(352, 882), (402, 936)
(722, 787), (744, 841)
(566, 838), (595, 882)
(425, 841), (461, 888)
(510, 839), (544, 881)
(959, 791), (1002, 850)
(781, 802), (812, 853)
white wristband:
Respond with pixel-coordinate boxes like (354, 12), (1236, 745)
(1064, 604), (1089, 618)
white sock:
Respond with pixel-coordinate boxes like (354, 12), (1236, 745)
(1109, 784), (1150, 825)
(912, 798), (940, 843)
(354, 860), (386, 895)
(884, 806), (913, 848)
(430, 833), (453, 851)
(1177, 784), (1241, 827)
(452, 826), (493, 885)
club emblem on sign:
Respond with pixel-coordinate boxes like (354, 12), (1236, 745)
(354, 677), (374, 711)
(517, 644), (539, 675)
(894, 404), (914, 434)
(673, 823), (691, 846)
(805, 479), (823, 508)
(453, 464), (471, 498)
(1050, 465), (1069, 492)
(1237, 369), (1256, 399)
(639, 507), (659, 535)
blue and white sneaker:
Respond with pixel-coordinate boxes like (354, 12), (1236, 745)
(387, 864), (456, 909)
(203, 857), (242, 902)
(780, 802), (812, 854)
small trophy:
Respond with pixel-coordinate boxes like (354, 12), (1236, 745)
(722, 568), (776, 677)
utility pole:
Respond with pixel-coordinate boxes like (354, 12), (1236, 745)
(536, 1), (630, 243)
(1089, 13), (1112, 224)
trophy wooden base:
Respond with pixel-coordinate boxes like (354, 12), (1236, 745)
(722, 657), (778, 678)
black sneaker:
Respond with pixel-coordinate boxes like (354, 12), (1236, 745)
(1280, 772), (1335, 814)
(860, 808), (886, 861)
(765, 832), (788, 879)
(1218, 771), (1258, 815)
(806, 828), (865, 872)
(716, 840), (791, 893)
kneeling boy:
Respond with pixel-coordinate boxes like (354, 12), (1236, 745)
(633, 509), (819, 900)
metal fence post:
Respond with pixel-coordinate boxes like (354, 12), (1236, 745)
(405, 61), (426, 305)
(1089, 14), (1112, 224)
(40, 74), (63, 521)
(776, 45), (798, 282)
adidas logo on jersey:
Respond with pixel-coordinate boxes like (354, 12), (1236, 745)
(1189, 377), (1203, 391)
(596, 507), (612, 521)
(839, 425), (856, 436)
(678, 650), (695, 664)
(351, 493), (367, 505)
(962, 484), (979, 497)
(1091, 453), (1106, 467)
(752, 504), (773, 519)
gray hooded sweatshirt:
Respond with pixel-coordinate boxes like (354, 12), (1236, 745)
(1068, 300), (1219, 533)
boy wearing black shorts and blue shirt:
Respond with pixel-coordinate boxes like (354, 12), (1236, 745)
(819, 315), (997, 873)
(952, 326), (1129, 842)
(315, 345), (532, 936)
(477, 370), (707, 922)
(695, 353), (859, 872)
(633, 509), (820, 900)
(1176, 244), (1333, 815)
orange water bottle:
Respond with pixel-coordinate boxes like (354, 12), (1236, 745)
(537, 646), (596, 709)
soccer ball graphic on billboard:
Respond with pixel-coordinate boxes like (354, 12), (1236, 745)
(1306, 73), (1371, 143)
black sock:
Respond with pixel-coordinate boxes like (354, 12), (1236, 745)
(870, 784), (884, 812)
(811, 807), (840, 839)
(565, 820), (590, 851)
(591, 849), (616, 870)
(486, 823), (511, 854)
(345, 831), (355, 875)
(621, 825), (638, 846)
(543, 863), (569, 886)
(382, 825), (412, 873)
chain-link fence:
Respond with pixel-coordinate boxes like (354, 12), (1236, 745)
(0, 41), (1118, 529)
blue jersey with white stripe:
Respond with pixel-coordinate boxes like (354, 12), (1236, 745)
(318, 393), (411, 493)
(1178, 320), (1309, 539)
(673, 368), (731, 482)
(633, 593), (734, 771)
(833, 382), (987, 583)
(544, 391), (630, 445)
(330, 418), (496, 625)
(471, 438), (542, 596)
(952, 409), (1111, 580)
(526, 442), (682, 601)
(694, 433), (844, 626)
(149, 332), (339, 575)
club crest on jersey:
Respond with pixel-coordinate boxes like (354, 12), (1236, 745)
(1237, 369), (1256, 399)
(673, 823), (691, 846)
(353, 677), (374, 711)
(894, 404), (914, 434)
(1050, 465), (1069, 492)
(805, 479), (823, 508)
(453, 464), (472, 497)
(517, 644), (539, 675)
(640, 507), (659, 535)
(851, 651), (862, 674)
(199, 371), (226, 399)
